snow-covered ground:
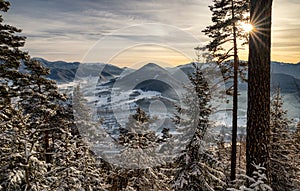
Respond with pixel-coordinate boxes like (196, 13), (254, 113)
(58, 73), (300, 140)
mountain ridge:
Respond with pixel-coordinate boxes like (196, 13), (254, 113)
(35, 58), (300, 93)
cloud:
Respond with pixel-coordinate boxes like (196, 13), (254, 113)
(4, 0), (212, 63)
(3, 0), (300, 63)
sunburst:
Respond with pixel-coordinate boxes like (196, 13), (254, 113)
(249, 3), (273, 51)
(241, 23), (254, 33)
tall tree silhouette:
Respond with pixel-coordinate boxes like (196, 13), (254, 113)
(246, 0), (273, 181)
(202, 0), (249, 180)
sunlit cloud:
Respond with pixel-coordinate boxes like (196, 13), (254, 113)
(3, 0), (300, 64)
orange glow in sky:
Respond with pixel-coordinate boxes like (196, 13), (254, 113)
(5, 0), (300, 65)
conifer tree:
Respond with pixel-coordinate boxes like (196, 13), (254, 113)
(0, 106), (49, 190)
(202, 0), (249, 65)
(0, 1), (48, 190)
(19, 59), (67, 168)
(0, 2), (108, 189)
(109, 107), (172, 191)
(45, 84), (108, 190)
(47, 127), (108, 190)
(295, 120), (300, 144)
(293, 120), (300, 188)
(0, 0), (28, 103)
(173, 63), (225, 191)
(202, 0), (250, 181)
(269, 89), (299, 191)
(1, 56), (107, 190)
(0, 61), (58, 191)
(228, 164), (272, 191)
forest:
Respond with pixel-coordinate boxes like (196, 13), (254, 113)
(0, 0), (299, 190)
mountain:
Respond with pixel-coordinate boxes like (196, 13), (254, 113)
(35, 59), (299, 125)
(174, 62), (300, 123)
(175, 61), (300, 93)
(33, 58), (79, 82)
(34, 58), (124, 83)
(271, 62), (300, 79)
(270, 62), (300, 93)
(113, 63), (187, 100)
(40, 58), (299, 94)
(271, 73), (300, 93)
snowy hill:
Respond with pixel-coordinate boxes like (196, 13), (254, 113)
(114, 63), (186, 100)
(38, 58), (299, 128)
(271, 73), (300, 93)
(33, 58), (80, 82)
(91, 63), (188, 132)
(39, 58), (300, 92)
(271, 61), (300, 79)
(34, 57), (124, 83)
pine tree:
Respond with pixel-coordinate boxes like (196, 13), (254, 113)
(1, 57), (106, 190)
(269, 89), (299, 191)
(19, 59), (67, 169)
(72, 84), (104, 140)
(0, 1), (109, 190)
(173, 63), (226, 191)
(46, 84), (108, 190)
(227, 164), (272, 191)
(0, 61), (57, 189)
(294, 120), (300, 144)
(246, 164), (272, 191)
(109, 107), (172, 191)
(0, 1), (48, 190)
(0, 0), (29, 103)
(202, 0), (249, 65)
(47, 127), (108, 190)
(246, 0), (273, 180)
(0, 0), (28, 108)
(0, 106), (49, 190)
(293, 120), (300, 188)
(117, 107), (171, 168)
(202, 0), (250, 181)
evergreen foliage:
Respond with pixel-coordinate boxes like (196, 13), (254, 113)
(0, 1), (107, 190)
(203, 0), (250, 181)
(109, 107), (172, 190)
(173, 63), (226, 191)
(0, 0), (28, 104)
(228, 164), (272, 191)
(269, 89), (300, 190)
(202, 0), (249, 83)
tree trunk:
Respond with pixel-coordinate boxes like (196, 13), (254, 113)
(230, 0), (239, 181)
(246, 0), (273, 181)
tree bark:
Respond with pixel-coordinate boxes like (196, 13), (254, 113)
(246, 0), (273, 181)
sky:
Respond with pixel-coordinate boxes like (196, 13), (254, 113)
(4, 0), (300, 67)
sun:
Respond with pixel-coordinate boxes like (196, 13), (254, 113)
(241, 22), (254, 33)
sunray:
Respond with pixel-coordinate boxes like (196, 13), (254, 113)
(252, 27), (271, 37)
(251, 2), (272, 26)
(249, 1), (273, 55)
(250, 30), (270, 54)
(249, 27), (270, 49)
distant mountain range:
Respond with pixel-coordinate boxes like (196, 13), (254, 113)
(271, 61), (300, 80)
(35, 58), (300, 126)
(33, 58), (123, 83)
(35, 57), (300, 94)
